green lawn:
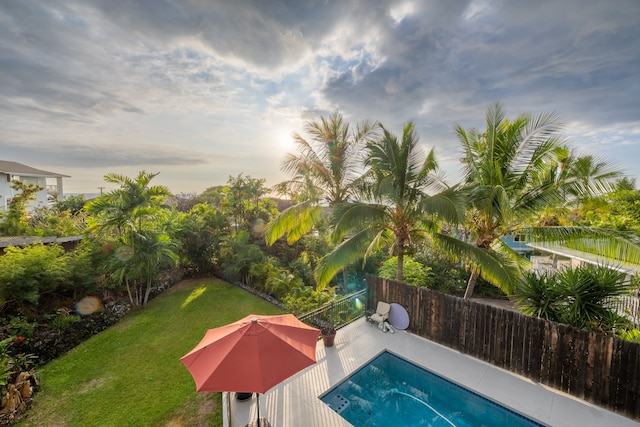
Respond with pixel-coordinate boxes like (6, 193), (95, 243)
(17, 278), (284, 427)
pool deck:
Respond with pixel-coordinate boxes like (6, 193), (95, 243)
(231, 317), (639, 426)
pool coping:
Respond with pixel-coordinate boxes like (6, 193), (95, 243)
(320, 349), (547, 426)
(231, 317), (639, 427)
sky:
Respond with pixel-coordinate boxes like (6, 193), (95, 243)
(1, 0), (639, 196)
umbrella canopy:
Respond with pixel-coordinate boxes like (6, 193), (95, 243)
(181, 313), (320, 393)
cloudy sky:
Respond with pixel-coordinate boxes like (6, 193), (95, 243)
(1, 0), (639, 195)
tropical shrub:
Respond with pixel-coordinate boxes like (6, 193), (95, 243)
(219, 230), (265, 283)
(48, 312), (81, 330)
(414, 245), (470, 294)
(62, 240), (103, 294)
(0, 244), (67, 317)
(265, 268), (303, 299)
(619, 328), (640, 343)
(2, 317), (37, 342)
(288, 258), (314, 287)
(514, 271), (561, 321)
(0, 338), (13, 391)
(55, 194), (87, 215)
(0, 181), (43, 236)
(28, 207), (86, 236)
(282, 286), (336, 315)
(177, 203), (229, 274)
(515, 264), (633, 333)
(378, 256), (433, 287)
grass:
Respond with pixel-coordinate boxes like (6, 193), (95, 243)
(16, 278), (284, 427)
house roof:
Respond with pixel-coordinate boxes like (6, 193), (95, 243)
(500, 235), (534, 254)
(0, 160), (70, 178)
(527, 241), (640, 276)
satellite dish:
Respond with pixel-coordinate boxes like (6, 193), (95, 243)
(388, 303), (409, 330)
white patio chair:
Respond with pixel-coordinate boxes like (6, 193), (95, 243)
(368, 301), (391, 327)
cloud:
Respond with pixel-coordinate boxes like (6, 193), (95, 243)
(0, 0), (638, 193)
(0, 139), (209, 168)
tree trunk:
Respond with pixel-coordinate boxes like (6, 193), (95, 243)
(463, 270), (480, 299)
(143, 260), (153, 306)
(125, 278), (135, 306)
(144, 279), (152, 306)
(135, 284), (142, 307)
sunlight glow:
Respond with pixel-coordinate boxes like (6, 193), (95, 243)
(76, 296), (103, 315)
(277, 128), (295, 152)
(181, 285), (207, 309)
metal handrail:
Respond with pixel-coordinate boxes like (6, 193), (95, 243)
(298, 289), (367, 331)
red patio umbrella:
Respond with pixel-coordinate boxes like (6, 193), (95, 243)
(181, 313), (320, 426)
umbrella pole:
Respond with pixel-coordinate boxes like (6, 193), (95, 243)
(256, 393), (260, 427)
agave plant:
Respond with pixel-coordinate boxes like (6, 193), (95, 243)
(515, 264), (633, 332)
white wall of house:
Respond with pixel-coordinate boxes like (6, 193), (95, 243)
(0, 174), (50, 213)
(530, 255), (572, 276)
(25, 176), (49, 210)
(0, 173), (11, 211)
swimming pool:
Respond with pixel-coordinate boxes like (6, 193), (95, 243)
(320, 351), (545, 427)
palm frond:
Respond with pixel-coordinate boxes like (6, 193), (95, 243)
(528, 226), (640, 266)
(331, 202), (388, 242)
(419, 187), (465, 225)
(265, 201), (323, 246)
(434, 234), (522, 294)
(315, 227), (382, 289)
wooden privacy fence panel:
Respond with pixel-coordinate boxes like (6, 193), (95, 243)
(366, 274), (640, 420)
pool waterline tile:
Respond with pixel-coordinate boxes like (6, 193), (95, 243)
(231, 318), (639, 427)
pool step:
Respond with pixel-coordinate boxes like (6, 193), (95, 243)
(326, 394), (350, 414)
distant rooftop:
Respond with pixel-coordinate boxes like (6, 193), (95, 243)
(0, 160), (70, 178)
(527, 240), (640, 276)
(0, 235), (84, 248)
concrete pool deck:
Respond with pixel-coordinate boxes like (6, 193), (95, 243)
(230, 317), (639, 426)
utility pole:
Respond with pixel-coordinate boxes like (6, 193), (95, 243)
(98, 186), (105, 195)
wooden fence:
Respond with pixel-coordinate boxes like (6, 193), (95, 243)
(366, 275), (640, 421)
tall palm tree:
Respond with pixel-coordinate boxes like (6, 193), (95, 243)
(266, 111), (378, 245)
(86, 171), (176, 306)
(315, 122), (463, 287)
(560, 152), (622, 204)
(86, 171), (171, 236)
(456, 103), (633, 298)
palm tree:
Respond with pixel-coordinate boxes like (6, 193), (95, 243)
(86, 171), (176, 306)
(266, 111), (378, 245)
(456, 103), (632, 299)
(107, 228), (178, 306)
(85, 171), (171, 236)
(315, 122), (463, 287)
(560, 152), (622, 207)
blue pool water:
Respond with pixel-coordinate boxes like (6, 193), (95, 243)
(320, 351), (544, 427)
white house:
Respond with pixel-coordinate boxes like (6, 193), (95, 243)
(0, 160), (70, 213)
(526, 240), (640, 278)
